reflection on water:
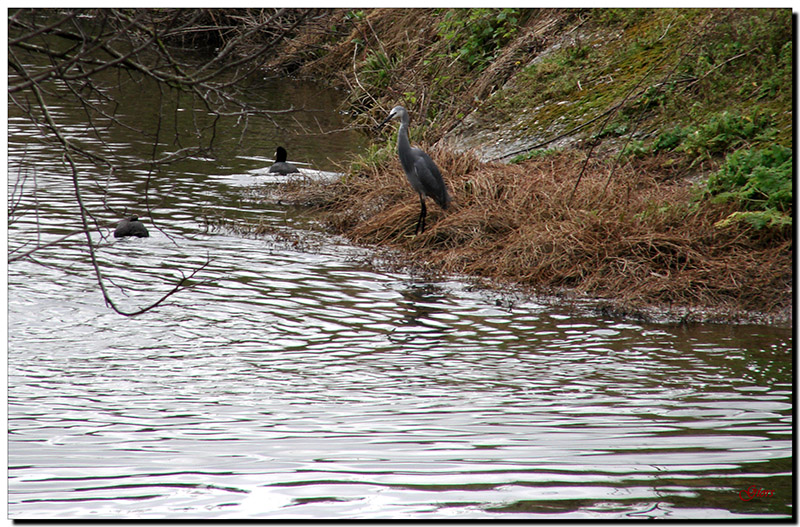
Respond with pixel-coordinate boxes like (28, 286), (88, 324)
(8, 67), (792, 520)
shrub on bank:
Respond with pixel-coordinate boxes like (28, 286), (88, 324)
(705, 145), (793, 231)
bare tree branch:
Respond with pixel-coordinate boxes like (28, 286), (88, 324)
(8, 8), (310, 315)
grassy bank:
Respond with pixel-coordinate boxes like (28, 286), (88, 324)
(241, 8), (792, 323)
(261, 9), (791, 150)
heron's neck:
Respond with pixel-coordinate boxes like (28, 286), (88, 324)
(396, 122), (415, 172)
(397, 122), (411, 153)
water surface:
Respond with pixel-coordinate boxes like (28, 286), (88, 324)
(7, 49), (793, 520)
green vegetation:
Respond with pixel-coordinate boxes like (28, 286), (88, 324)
(705, 145), (793, 230)
(436, 9), (522, 71)
(509, 148), (561, 164)
(618, 108), (792, 232)
(362, 50), (398, 90)
(494, 9), (792, 147)
(682, 111), (778, 160)
(488, 9), (793, 240)
(625, 110), (780, 160)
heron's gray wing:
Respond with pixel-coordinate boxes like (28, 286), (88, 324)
(411, 150), (441, 192)
(412, 149), (450, 209)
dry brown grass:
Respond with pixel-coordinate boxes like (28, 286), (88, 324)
(261, 9), (581, 141)
(284, 148), (792, 321)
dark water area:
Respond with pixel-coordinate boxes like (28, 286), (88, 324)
(7, 33), (793, 520)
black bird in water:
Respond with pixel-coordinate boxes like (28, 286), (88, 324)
(378, 105), (451, 234)
(114, 215), (149, 238)
(268, 146), (300, 174)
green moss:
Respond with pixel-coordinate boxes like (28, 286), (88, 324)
(510, 148), (561, 163)
(483, 9), (791, 165)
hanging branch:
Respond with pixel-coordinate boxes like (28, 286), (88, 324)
(8, 8), (309, 315)
(19, 54), (210, 316)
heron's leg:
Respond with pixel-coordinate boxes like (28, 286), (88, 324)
(416, 195), (427, 234)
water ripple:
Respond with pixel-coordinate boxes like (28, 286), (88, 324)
(8, 78), (792, 520)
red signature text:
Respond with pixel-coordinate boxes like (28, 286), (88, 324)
(739, 486), (776, 501)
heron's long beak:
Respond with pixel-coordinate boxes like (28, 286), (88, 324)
(376, 112), (394, 131)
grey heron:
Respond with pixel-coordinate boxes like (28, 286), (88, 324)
(268, 146), (300, 174)
(114, 215), (149, 238)
(379, 105), (451, 234)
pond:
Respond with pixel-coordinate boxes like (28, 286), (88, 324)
(7, 47), (793, 519)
